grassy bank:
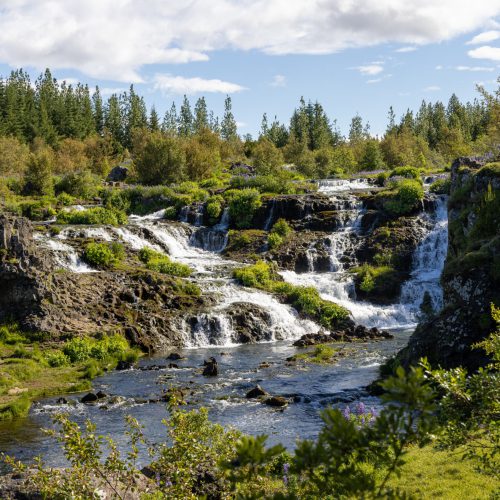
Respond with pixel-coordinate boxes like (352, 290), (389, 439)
(0, 324), (139, 421)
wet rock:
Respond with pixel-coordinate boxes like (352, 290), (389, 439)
(56, 397), (68, 404)
(202, 357), (218, 377)
(96, 390), (108, 399)
(80, 392), (99, 404)
(263, 396), (288, 407)
(116, 360), (134, 370)
(168, 363), (179, 369)
(161, 387), (186, 404)
(258, 361), (271, 368)
(245, 385), (268, 398)
(293, 332), (332, 347)
(167, 352), (183, 360)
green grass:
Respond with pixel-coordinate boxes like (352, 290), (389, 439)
(388, 444), (500, 499)
(289, 344), (343, 364)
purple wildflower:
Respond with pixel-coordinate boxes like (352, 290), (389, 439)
(356, 401), (366, 415)
(370, 407), (379, 418)
(343, 406), (351, 419)
(283, 463), (290, 487)
(283, 463), (290, 474)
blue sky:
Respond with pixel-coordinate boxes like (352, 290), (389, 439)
(0, 1), (499, 137)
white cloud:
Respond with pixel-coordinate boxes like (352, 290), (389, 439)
(424, 85), (441, 91)
(455, 65), (495, 71)
(355, 64), (384, 75)
(270, 74), (286, 87)
(466, 30), (500, 45)
(468, 45), (500, 61)
(153, 74), (246, 94)
(396, 46), (417, 52)
(0, 1), (499, 81)
(435, 65), (443, 70)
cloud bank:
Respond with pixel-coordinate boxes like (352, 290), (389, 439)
(0, 0), (498, 81)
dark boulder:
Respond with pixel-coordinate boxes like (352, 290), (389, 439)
(202, 357), (218, 376)
(106, 165), (128, 182)
(263, 396), (288, 407)
(81, 392), (99, 404)
(246, 385), (268, 398)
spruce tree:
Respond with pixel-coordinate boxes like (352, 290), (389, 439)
(194, 97), (209, 133)
(179, 95), (194, 136)
(221, 95), (237, 141)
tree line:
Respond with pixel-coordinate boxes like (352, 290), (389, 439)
(0, 68), (499, 184)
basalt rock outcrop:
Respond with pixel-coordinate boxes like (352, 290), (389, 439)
(397, 155), (500, 370)
(0, 215), (209, 352)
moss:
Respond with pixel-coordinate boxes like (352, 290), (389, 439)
(289, 344), (343, 364)
(57, 207), (128, 226)
(351, 264), (401, 301)
(138, 247), (193, 277)
(476, 161), (500, 178)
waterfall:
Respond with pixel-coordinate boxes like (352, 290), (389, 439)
(189, 208), (230, 253)
(280, 195), (449, 329)
(317, 178), (373, 193)
(35, 234), (96, 273)
(264, 199), (276, 230)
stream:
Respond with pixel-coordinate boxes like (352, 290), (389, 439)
(0, 179), (449, 465)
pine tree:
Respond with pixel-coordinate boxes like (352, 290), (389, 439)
(149, 106), (160, 131)
(92, 86), (104, 135)
(162, 102), (178, 135)
(387, 106), (396, 133)
(349, 114), (364, 143)
(221, 95), (238, 141)
(194, 97), (209, 133)
(104, 94), (124, 148)
(260, 113), (269, 137)
(179, 95), (194, 136)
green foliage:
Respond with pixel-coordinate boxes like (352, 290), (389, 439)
(55, 170), (101, 199)
(267, 232), (283, 249)
(389, 165), (421, 180)
(23, 151), (54, 196)
(83, 242), (124, 268)
(429, 177), (451, 194)
(63, 334), (130, 364)
(352, 264), (401, 298)
(18, 198), (56, 221)
(252, 137), (284, 175)
(477, 162), (500, 178)
(205, 194), (224, 224)
(138, 247), (193, 277)
(384, 179), (424, 215)
(270, 218), (292, 238)
(290, 344), (341, 364)
(57, 207), (127, 226)
(224, 188), (262, 229)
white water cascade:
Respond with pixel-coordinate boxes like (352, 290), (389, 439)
(281, 194), (449, 329)
(317, 178), (374, 193)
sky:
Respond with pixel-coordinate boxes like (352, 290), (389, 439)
(0, 0), (500, 137)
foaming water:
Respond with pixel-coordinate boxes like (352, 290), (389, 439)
(281, 195), (448, 329)
(317, 178), (373, 193)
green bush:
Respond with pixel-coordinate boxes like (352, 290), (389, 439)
(83, 242), (124, 268)
(224, 188), (262, 228)
(57, 207), (128, 226)
(352, 264), (401, 298)
(56, 192), (75, 206)
(270, 218), (292, 238)
(376, 171), (389, 187)
(430, 178), (451, 195)
(139, 247), (193, 277)
(18, 199), (57, 221)
(389, 166), (421, 181)
(206, 194), (224, 224)
(45, 351), (69, 367)
(55, 170), (101, 200)
(63, 334), (130, 364)
(268, 232), (283, 249)
(385, 179), (424, 215)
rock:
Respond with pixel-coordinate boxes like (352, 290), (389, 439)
(81, 392), (99, 404)
(116, 360), (134, 370)
(293, 332), (332, 347)
(106, 165), (128, 182)
(168, 363), (179, 369)
(96, 390), (108, 399)
(202, 357), (218, 377)
(246, 385), (268, 398)
(263, 396), (288, 407)
(258, 361), (271, 368)
(56, 397), (68, 404)
(167, 352), (183, 360)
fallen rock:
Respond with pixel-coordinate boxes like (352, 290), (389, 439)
(81, 392), (99, 404)
(263, 396), (288, 407)
(245, 385), (268, 399)
(202, 357), (218, 377)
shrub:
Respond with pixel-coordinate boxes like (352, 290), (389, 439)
(83, 242), (124, 268)
(389, 166), (421, 181)
(63, 334), (130, 364)
(376, 171), (389, 187)
(55, 170), (101, 199)
(206, 194), (224, 224)
(224, 188), (262, 228)
(385, 179), (424, 215)
(233, 260), (275, 288)
(430, 178), (451, 195)
(18, 199), (57, 221)
(352, 264), (400, 298)
(57, 207), (127, 226)
(268, 232), (283, 249)
(45, 351), (69, 367)
(270, 218), (292, 238)
(139, 247), (193, 277)
(23, 151), (54, 196)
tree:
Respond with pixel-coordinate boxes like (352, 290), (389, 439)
(149, 106), (160, 132)
(359, 139), (385, 171)
(193, 97), (209, 133)
(92, 86), (104, 134)
(23, 150), (54, 196)
(178, 95), (194, 136)
(252, 138), (284, 175)
(162, 102), (178, 135)
(0, 136), (29, 176)
(185, 136), (221, 180)
(221, 95), (238, 141)
(135, 132), (186, 185)
(349, 114), (365, 144)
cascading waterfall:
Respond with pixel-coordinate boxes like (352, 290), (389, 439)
(317, 178), (373, 193)
(190, 208), (230, 253)
(281, 193), (449, 329)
